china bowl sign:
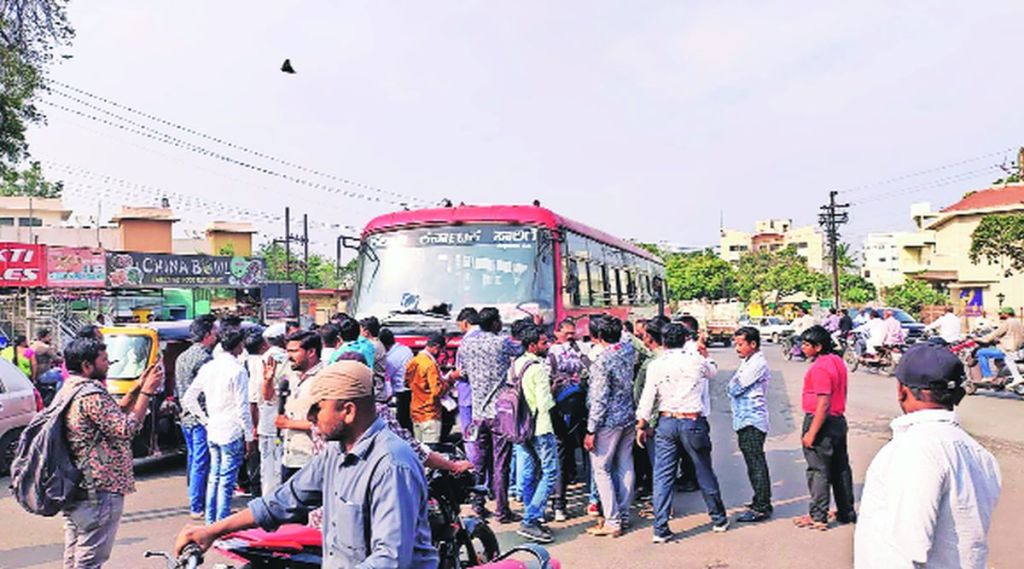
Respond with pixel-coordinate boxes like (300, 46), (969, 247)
(0, 243), (46, 287)
(106, 252), (266, 288)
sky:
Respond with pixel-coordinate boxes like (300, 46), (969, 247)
(24, 1), (1024, 258)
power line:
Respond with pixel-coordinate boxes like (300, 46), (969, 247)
(47, 80), (427, 206)
(40, 98), (414, 209)
(848, 165), (1003, 206)
(840, 148), (1016, 195)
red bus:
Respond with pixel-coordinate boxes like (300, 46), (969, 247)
(349, 204), (666, 344)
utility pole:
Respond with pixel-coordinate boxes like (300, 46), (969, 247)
(273, 207), (309, 288)
(302, 213), (309, 288)
(819, 190), (850, 310)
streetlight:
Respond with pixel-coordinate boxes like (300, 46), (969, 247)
(997, 292), (1006, 308)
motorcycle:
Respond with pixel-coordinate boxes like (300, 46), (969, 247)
(783, 333), (806, 361)
(952, 336), (1024, 397)
(844, 340), (905, 375)
(147, 541), (561, 569)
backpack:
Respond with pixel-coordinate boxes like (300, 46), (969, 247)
(9, 380), (105, 516)
(486, 359), (540, 445)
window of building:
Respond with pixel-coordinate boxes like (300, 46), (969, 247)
(0, 217), (14, 226)
(17, 217), (42, 227)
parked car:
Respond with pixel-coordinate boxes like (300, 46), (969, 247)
(846, 307), (926, 344)
(740, 316), (795, 344)
(0, 357), (42, 474)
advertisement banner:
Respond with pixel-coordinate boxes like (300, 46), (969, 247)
(959, 287), (984, 317)
(106, 252), (266, 288)
(47, 247), (107, 288)
(0, 242), (46, 287)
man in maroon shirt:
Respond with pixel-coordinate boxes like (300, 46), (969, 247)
(794, 325), (856, 530)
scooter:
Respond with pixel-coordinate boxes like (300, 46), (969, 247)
(954, 337), (1024, 397)
(783, 334), (806, 361)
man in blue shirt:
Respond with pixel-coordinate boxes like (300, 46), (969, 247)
(728, 326), (773, 523)
(175, 360), (438, 568)
(328, 315), (376, 367)
(381, 327), (415, 431)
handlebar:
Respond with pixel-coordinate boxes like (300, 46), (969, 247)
(144, 543), (203, 569)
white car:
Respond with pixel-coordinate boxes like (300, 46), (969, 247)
(0, 357), (41, 474)
(740, 316), (795, 344)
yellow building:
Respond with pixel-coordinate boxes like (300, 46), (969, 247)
(901, 186), (1024, 316)
(718, 218), (825, 271)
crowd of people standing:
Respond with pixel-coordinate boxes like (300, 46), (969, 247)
(27, 303), (1007, 568)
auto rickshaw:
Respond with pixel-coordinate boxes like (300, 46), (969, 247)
(101, 321), (194, 459)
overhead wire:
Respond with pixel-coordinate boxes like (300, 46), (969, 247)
(39, 97), (414, 209)
(47, 80), (427, 207)
(839, 148), (1016, 195)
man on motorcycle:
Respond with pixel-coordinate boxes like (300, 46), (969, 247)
(976, 307), (1024, 380)
(175, 360), (439, 568)
(859, 310), (887, 357)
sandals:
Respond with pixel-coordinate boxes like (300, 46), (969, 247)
(793, 515), (829, 531)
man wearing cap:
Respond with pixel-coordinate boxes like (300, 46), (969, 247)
(976, 307), (1024, 380)
(247, 324), (288, 496)
(855, 342), (1001, 569)
(176, 360), (439, 568)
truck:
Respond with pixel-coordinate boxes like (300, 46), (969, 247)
(674, 300), (742, 347)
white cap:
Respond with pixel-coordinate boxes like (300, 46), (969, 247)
(263, 322), (287, 340)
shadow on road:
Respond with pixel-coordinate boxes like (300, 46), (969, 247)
(1, 536), (144, 569)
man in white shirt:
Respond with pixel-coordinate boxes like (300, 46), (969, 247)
(244, 325), (288, 497)
(636, 323), (726, 542)
(792, 308), (816, 336)
(855, 343), (1001, 569)
(183, 327), (255, 524)
(928, 306), (962, 344)
(275, 330), (324, 483)
(859, 309), (887, 356)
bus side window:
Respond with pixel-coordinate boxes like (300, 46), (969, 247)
(613, 267), (624, 306)
(564, 258), (582, 307)
(626, 270), (637, 305)
(591, 261), (606, 306)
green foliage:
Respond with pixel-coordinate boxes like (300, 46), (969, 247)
(969, 214), (1024, 276)
(0, 160), (62, 197)
(257, 242), (357, 289)
(664, 249), (735, 300)
(839, 273), (877, 305)
(1, 2), (75, 176)
(633, 242), (666, 259)
(733, 246), (821, 305)
(882, 279), (947, 319)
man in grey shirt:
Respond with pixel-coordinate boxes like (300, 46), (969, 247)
(175, 360), (438, 568)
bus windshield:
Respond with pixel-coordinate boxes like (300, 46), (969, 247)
(353, 224), (555, 321)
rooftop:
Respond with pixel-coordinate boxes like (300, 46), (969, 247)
(110, 206), (179, 222)
(941, 184), (1024, 213)
(206, 221), (257, 234)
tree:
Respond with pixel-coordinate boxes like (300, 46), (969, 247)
(969, 214), (1024, 276)
(0, 160), (61, 196)
(664, 249), (735, 300)
(1, 1), (74, 176)
(882, 279), (947, 319)
(733, 246), (821, 306)
(838, 273), (877, 305)
(257, 242), (349, 289)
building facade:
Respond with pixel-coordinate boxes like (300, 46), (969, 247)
(719, 218), (825, 271)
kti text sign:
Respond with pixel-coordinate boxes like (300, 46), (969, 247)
(0, 243), (46, 287)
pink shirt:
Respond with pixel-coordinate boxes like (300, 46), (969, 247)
(883, 317), (904, 345)
(801, 354), (848, 416)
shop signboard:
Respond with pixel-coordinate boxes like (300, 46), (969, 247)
(0, 242), (46, 287)
(106, 252), (266, 288)
(47, 247), (107, 288)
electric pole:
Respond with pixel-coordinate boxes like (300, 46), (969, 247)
(273, 207), (309, 287)
(818, 190), (849, 310)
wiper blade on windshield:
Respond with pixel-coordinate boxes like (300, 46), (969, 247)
(383, 305), (452, 323)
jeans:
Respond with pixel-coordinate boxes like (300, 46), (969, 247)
(63, 491), (124, 569)
(510, 443), (528, 498)
(590, 426), (635, 530)
(181, 424), (210, 515)
(653, 417), (726, 536)
(802, 414), (855, 523)
(520, 433), (560, 524)
(470, 417), (513, 517)
(258, 435), (283, 498)
(395, 390), (413, 432)
(737, 426), (772, 514)
(977, 347), (1006, 378)
(206, 438), (245, 524)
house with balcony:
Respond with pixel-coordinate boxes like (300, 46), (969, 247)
(719, 218), (825, 270)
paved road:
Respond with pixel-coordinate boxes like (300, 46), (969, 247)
(2, 345), (1022, 568)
